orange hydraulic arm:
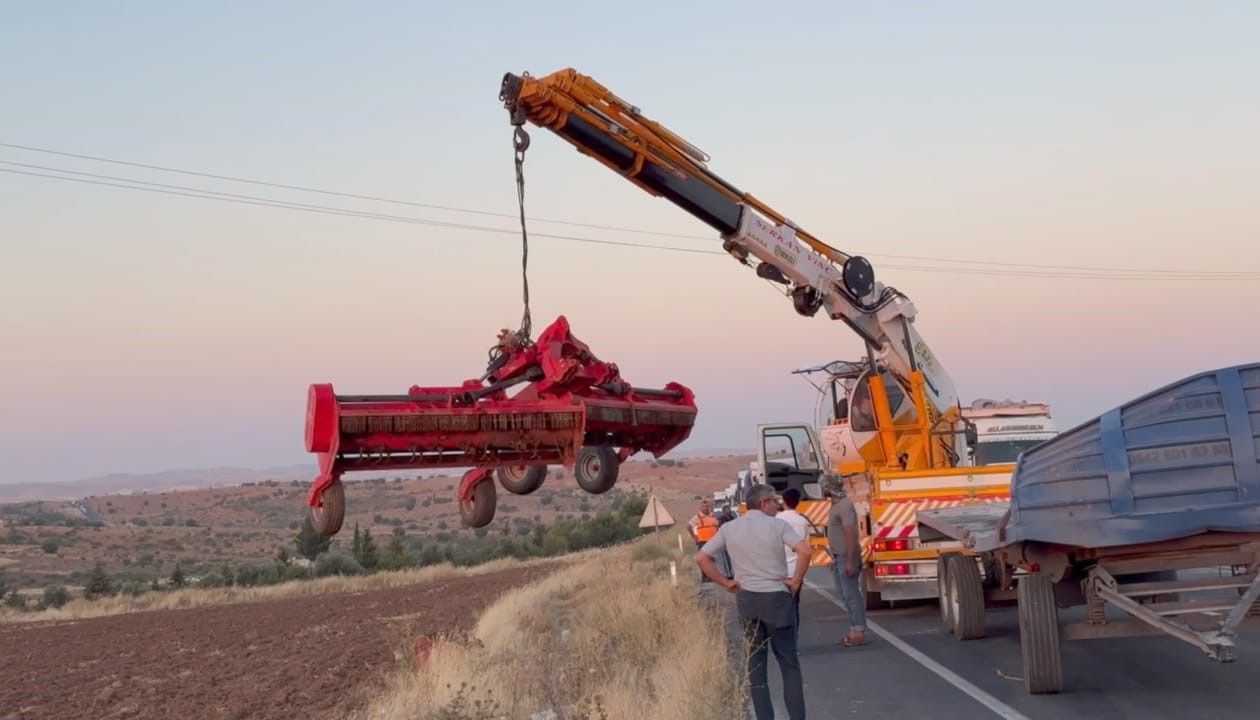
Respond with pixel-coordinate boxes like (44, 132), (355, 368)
(501, 68), (844, 261)
(499, 67), (969, 469)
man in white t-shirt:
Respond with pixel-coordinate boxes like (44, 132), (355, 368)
(778, 488), (811, 634)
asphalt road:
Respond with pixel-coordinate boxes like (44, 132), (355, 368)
(716, 566), (1260, 720)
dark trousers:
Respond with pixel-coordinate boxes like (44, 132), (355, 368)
(792, 589), (801, 639)
(736, 589), (805, 720)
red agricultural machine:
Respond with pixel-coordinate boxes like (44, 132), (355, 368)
(303, 315), (697, 536)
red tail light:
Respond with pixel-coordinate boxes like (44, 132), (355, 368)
(873, 539), (910, 552)
(874, 563), (913, 576)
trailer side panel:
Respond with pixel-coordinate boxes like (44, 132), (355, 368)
(1005, 363), (1260, 549)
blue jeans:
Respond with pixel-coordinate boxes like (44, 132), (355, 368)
(829, 558), (867, 631)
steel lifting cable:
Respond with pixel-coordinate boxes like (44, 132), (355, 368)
(513, 125), (533, 342)
(483, 124), (535, 378)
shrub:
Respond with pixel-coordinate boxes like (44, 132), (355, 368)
(118, 580), (150, 596)
(315, 553), (365, 577)
(234, 563), (280, 587)
(42, 585), (70, 609)
(83, 562), (114, 600)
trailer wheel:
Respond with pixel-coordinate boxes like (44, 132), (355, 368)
(575, 445), (619, 494)
(309, 480), (345, 537)
(1017, 573), (1063, 694)
(458, 475), (497, 528)
(937, 553), (956, 631)
(946, 553), (986, 640)
(497, 464), (547, 495)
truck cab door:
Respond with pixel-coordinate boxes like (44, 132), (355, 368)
(755, 423), (826, 500)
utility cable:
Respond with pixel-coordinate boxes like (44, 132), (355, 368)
(2, 142), (1252, 276)
(0, 141), (700, 239)
(3, 165), (1256, 281)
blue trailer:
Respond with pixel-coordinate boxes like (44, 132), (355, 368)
(917, 362), (1260, 694)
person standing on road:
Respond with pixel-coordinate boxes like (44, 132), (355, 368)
(778, 488), (811, 634)
(689, 498), (725, 581)
(823, 474), (868, 647)
(697, 483), (811, 720)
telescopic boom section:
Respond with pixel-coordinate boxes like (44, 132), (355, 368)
(500, 68), (963, 434)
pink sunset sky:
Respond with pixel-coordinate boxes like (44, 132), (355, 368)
(1, 3), (1257, 484)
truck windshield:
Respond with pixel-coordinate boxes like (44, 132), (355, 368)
(975, 440), (1042, 465)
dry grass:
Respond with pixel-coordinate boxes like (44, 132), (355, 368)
(355, 535), (746, 720)
(0, 556), (562, 624)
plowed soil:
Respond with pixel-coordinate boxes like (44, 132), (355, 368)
(0, 564), (556, 720)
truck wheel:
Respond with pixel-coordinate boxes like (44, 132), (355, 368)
(575, 445), (619, 494)
(860, 571), (884, 611)
(1017, 573), (1063, 694)
(946, 553), (986, 640)
(497, 464), (547, 495)
(309, 481), (345, 537)
(937, 553), (956, 632)
(458, 474), (497, 528)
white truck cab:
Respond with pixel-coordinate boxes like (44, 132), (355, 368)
(962, 399), (1058, 466)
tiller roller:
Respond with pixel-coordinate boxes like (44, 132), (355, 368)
(303, 315), (697, 535)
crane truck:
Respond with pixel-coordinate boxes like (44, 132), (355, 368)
(744, 360), (1057, 605)
(498, 67), (1054, 605)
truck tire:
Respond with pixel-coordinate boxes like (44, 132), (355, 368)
(458, 475), (497, 529)
(497, 464), (547, 495)
(309, 481), (345, 537)
(937, 553), (956, 632)
(1017, 573), (1063, 694)
(575, 445), (619, 494)
(946, 553), (986, 640)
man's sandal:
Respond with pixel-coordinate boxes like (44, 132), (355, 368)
(839, 632), (868, 647)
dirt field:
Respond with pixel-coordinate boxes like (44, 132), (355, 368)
(0, 564), (557, 720)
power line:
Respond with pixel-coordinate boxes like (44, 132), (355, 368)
(3, 141), (1253, 277)
(0, 141), (701, 240)
(3, 163), (1256, 281)
(0, 167), (722, 255)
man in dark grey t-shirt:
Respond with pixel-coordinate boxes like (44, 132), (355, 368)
(824, 474), (867, 646)
(698, 483), (811, 720)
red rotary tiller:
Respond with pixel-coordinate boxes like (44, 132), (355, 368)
(303, 315), (697, 535)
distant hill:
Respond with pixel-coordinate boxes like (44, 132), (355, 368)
(0, 446), (753, 504)
(0, 453), (754, 591)
(0, 466), (308, 504)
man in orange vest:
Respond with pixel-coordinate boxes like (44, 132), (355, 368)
(689, 498), (724, 581)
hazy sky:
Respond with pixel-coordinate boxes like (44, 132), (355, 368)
(2, 2), (1257, 483)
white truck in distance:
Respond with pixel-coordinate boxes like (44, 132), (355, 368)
(962, 399), (1058, 466)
